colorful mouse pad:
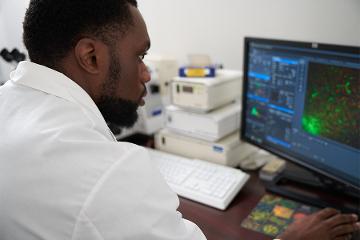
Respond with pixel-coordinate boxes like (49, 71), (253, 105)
(241, 194), (319, 237)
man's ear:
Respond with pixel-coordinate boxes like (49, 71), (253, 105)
(74, 38), (108, 74)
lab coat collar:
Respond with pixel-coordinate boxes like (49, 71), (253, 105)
(10, 61), (105, 124)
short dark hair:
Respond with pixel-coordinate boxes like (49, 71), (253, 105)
(23, 0), (138, 68)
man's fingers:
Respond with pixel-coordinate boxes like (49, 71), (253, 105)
(316, 208), (339, 220)
(326, 214), (358, 228)
(331, 222), (360, 237)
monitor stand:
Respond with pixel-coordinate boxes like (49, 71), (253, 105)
(262, 161), (360, 215)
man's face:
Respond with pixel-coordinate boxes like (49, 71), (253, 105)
(96, 6), (151, 128)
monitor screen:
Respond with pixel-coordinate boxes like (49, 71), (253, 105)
(241, 37), (360, 190)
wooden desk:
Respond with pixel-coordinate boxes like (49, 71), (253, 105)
(178, 171), (272, 240)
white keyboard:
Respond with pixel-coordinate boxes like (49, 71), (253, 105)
(148, 149), (250, 210)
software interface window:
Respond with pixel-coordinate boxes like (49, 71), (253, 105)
(243, 39), (360, 189)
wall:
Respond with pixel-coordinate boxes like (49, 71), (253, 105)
(0, 0), (359, 82)
(138, 0), (360, 70)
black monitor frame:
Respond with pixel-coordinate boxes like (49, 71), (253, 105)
(240, 37), (360, 193)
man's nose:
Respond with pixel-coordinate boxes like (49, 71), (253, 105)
(141, 63), (151, 83)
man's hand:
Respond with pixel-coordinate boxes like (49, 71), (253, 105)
(278, 208), (360, 240)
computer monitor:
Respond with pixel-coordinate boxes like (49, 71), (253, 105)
(241, 37), (360, 207)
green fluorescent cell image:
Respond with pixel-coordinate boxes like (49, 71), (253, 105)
(302, 62), (360, 150)
(302, 116), (321, 135)
(251, 107), (260, 117)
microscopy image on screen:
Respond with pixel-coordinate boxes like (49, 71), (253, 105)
(302, 62), (360, 150)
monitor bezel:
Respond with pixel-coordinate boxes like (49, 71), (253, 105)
(240, 37), (360, 190)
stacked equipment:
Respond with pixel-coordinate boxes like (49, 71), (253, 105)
(155, 69), (258, 167)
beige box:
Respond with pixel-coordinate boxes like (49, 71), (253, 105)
(171, 70), (242, 112)
(165, 101), (241, 142)
(155, 128), (258, 167)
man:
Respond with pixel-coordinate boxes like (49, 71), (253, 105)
(0, 0), (358, 239)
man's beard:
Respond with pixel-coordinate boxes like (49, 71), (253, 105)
(97, 96), (139, 129)
(96, 53), (141, 129)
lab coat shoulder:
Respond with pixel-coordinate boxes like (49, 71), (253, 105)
(0, 80), (108, 147)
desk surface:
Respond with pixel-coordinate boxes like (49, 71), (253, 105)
(178, 171), (272, 240)
(122, 134), (358, 240)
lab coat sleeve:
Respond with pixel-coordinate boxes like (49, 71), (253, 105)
(71, 146), (207, 240)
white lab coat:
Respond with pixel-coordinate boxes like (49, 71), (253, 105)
(0, 61), (206, 240)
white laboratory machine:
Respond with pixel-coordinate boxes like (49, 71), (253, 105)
(171, 70), (242, 112)
(133, 83), (165, 135)
(165, 101), (241, 142)
(144, 55), (178, 105)
(155, 129), (258, 167)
